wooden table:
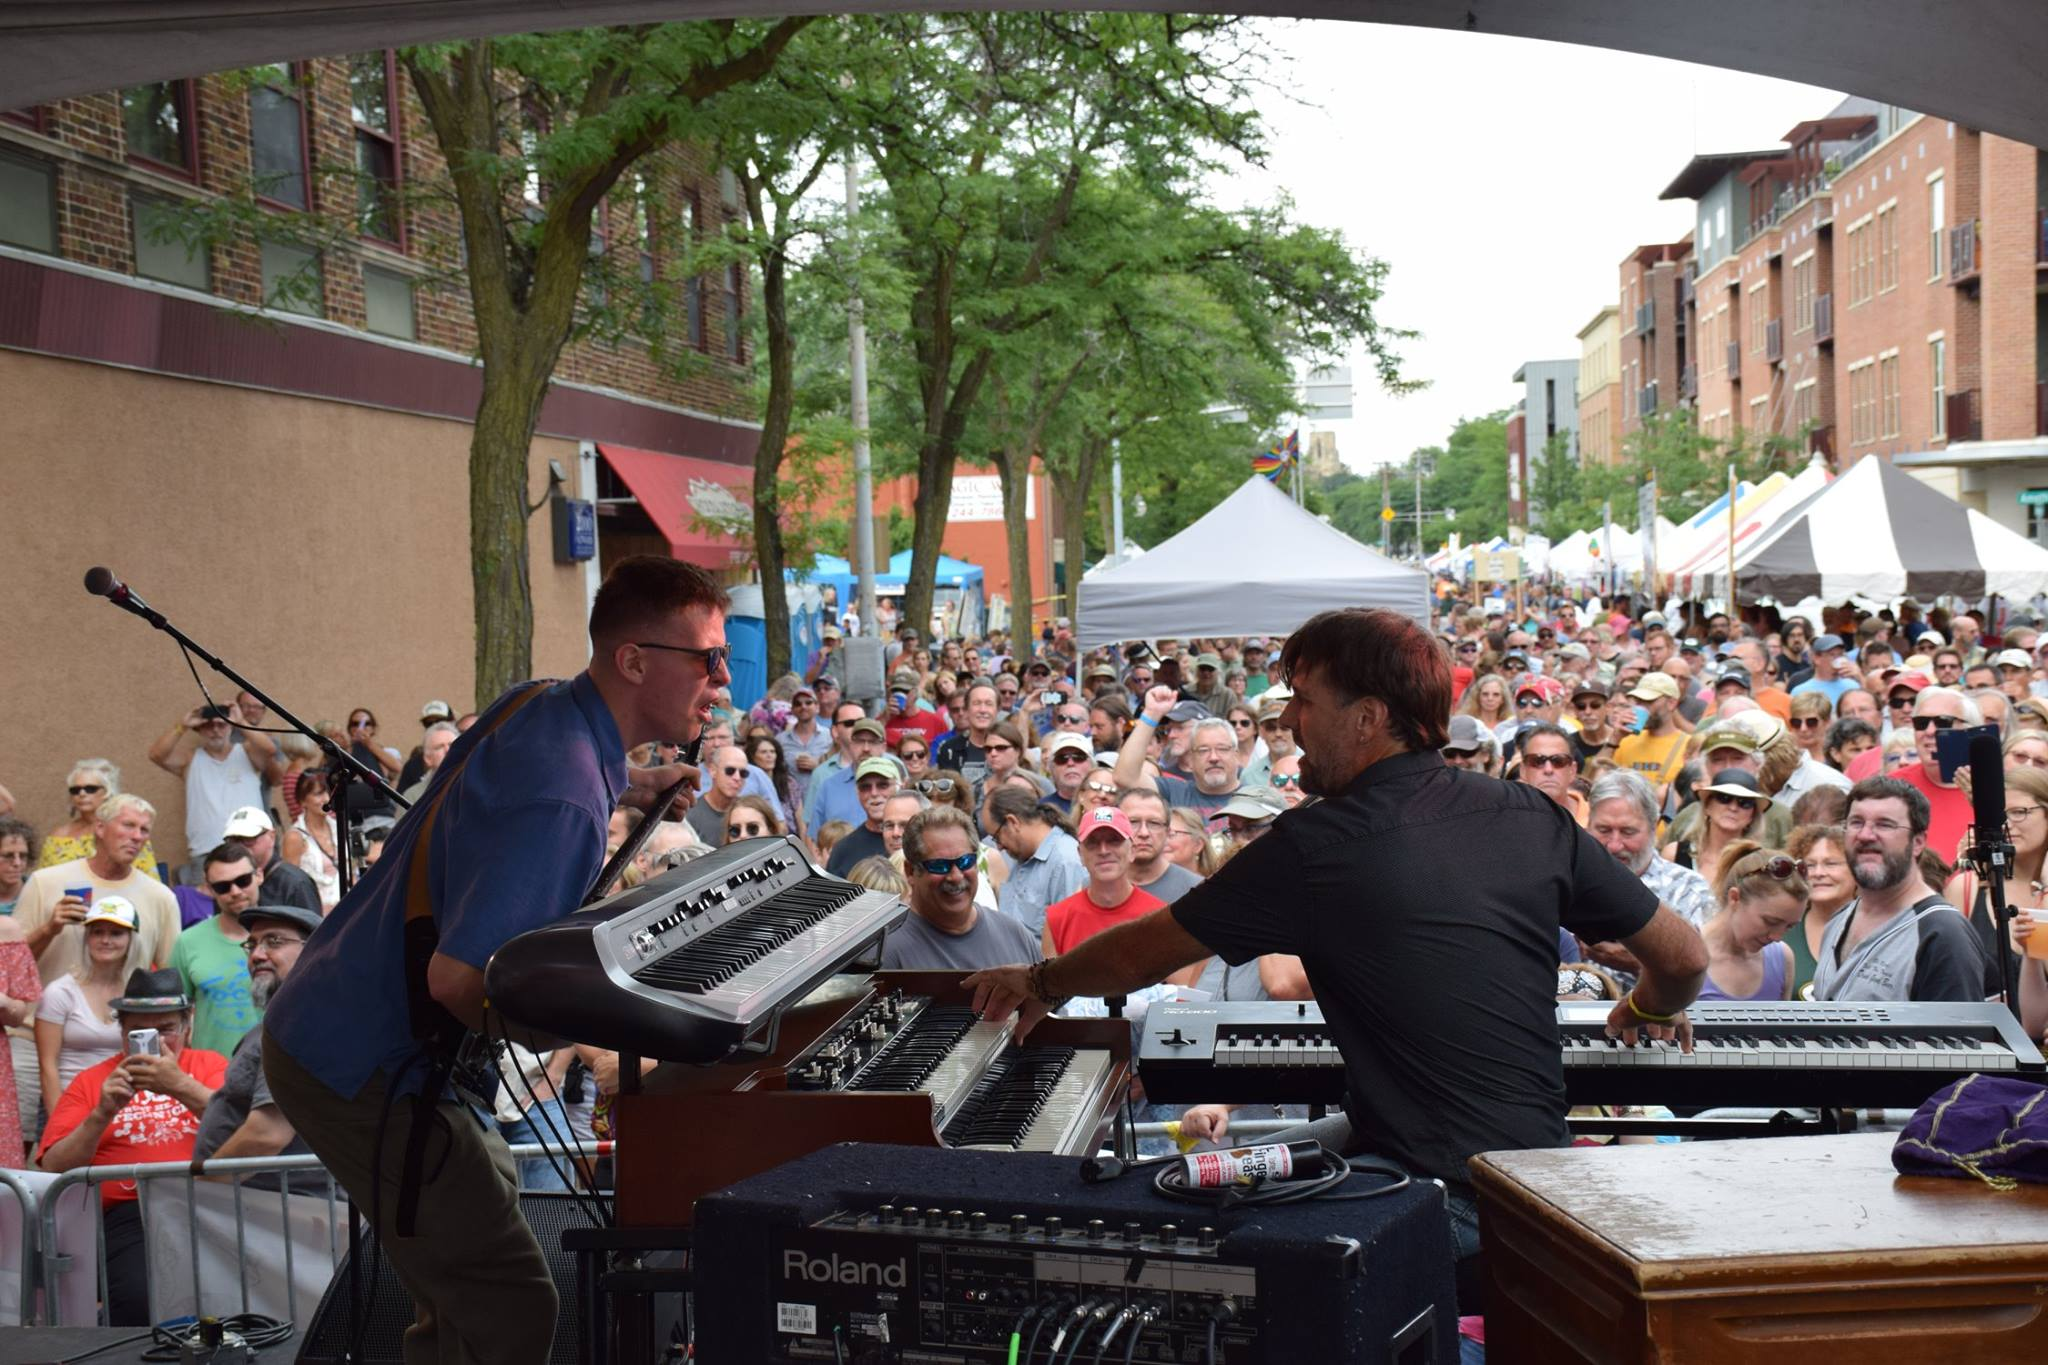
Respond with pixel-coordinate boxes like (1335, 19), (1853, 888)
(1471, 1132), (2048, 1363)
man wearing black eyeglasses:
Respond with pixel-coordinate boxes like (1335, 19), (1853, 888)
(193, 902), (319, 1172)
(684, 746), (752, 848)
(1894, 685), (1979, 868)
(262, 555), (726, 1365)
(880, 806), (1041, 971)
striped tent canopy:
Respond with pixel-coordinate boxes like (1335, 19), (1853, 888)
(1693, 455), (2048, 603)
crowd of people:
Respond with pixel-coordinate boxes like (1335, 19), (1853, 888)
(3, 584), (2047, 1332)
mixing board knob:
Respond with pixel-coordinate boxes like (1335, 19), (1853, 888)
(1159, 1224), (1178, 1246)
(631, 930), (656, 956)
(876, 1205), (896, 1224)
(1086, 1219), (1105, 1242)
(1044, 1217), (1063, 1238)
(948, 1209), (966, 1229)
(1197, 1226), (1217, 1250)
(968, 1212), (987, 1232)
(1122, 1222), (1142, 1244)
(1010, 1214), (1030, 1236)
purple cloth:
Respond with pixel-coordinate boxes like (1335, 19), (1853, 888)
(1696, 942), (1790, 1002)
(174, 884), (213, 929)
(1892, 1075), (2048, 1187)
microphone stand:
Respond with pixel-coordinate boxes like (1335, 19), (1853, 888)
(1967, 821), (2023, 1021)
(103, 586), (409, 898)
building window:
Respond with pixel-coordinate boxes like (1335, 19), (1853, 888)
(681, 192), (706, 349)
(361, 264), (414, 339)
(0, 150), (56, 253)
(1846, 221), (1873, 306)
(121, 81), (197, 176)
(1877, 204), (1899, 293)
(1879, 354), (1901, 438)
(248, 64), (309, 210)
(1749, 284), (1767, 354)
(1793, 380), (1817, 433)
(260, 240), (322, 316)
(1927, 174), (1945, 280)
(1931, 338), (1947, 438)
(1792, 255), (1816, 332)
(1848, 361), (1874, 445)
(1748, 395), (1768, 433)
(131, 195), (210, 290)
(723, 260), (744, 362)
(349, 52), (401, 244)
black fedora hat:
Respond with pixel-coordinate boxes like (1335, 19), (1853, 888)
(109, 967), (189, 1014)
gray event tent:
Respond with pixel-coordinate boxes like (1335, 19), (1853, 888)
(1077, 476), (1432, 647)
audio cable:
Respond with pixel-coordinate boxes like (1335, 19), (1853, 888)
(1056, 1301), (1115, 1365)
(1044, 1299), (1101, 1363)
(1088, 1305), (1134, 1365)
(1024, 1296), (1070, 1364)
(1119, 1302), (1163, 1365)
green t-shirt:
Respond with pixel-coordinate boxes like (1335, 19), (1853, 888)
(170, 915), (259, 1055)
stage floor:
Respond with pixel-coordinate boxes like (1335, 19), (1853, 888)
(0, 1325), (292, 1363)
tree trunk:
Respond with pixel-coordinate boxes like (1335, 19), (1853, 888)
(752, 242), (796, 678)
(990, 446), (1036, 654)
(468, 353), (547, 706)
(1058, 438), (1104, 623)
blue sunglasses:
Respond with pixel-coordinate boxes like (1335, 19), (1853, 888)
(919, 854), (977, 876)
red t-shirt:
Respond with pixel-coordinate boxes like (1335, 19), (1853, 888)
(1451, 666), (1475, 703)
(885, 709), (948, 748)
(1896, 763), (1974, 868)
(43, 1047), (230, 1205)
(1044, 884), (1165, 956)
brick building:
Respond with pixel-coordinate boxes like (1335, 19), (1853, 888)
(1618, 237), (1693, 441)
(0, 57), (761, 861)
(1576, 305), (1623, 467)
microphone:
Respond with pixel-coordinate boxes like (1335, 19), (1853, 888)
(1969, 731), (2005, 846)
(83, 566), (165, 626)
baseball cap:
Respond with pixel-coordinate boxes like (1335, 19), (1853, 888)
(1195, 652), (1224, 672)
(1077, 806), (1134, 842)
(419, 700), (453, 722)
(1697, 769), (1767, 801)
(791, 683), (816, 700)
(889, 669), (919, 689)
(1086, 663), (1119, 680)
(1024, 658), (1053, 676)
(1888, 670), (1933, 695)
(1641, 611), (1668, 626)
(1557, 643), (1591, 661)
(1812, 633), (1846, 653)
(1217, 786), (1287, 821)
(1044, 732), (1093, 761)
(1903, 653), (1936, 671)
(1628, 673), (1681, 702)
(822, 625), (842, 640)
(1715, 667), (1752, 692)
(1256, 695), (1288, 722)
(1678, 638), (1705, 655)
(849, 718), (886, 740)
(221, 805), (273, 840)
(1696, 722), (1760, 757)
(1996, 648), (2034, 670)
(1918, 631), (1947, 648)
(854, 757), (899, 783)
(1570, 677), (1612, 701)
(1516, 676), (1566, 704)
(1165, 700), (1211, 724)
(83, 895), (138, 931)
(1443, 715), (1487, 752)
(240, 903), (323, 937)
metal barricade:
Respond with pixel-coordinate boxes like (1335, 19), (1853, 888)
(0, 1168), (41, 1325)
(35, 1141), (614, 1328)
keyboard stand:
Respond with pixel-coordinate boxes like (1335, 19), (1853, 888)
(1567, 1107), (1854, 1140)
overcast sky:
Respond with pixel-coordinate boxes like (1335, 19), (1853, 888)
(1229, 21), (1846, 473)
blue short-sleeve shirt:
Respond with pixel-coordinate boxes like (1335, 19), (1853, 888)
(264, 675), (626, 1100)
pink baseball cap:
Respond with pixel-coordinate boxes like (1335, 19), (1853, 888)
(1078, 806), (1134, 843)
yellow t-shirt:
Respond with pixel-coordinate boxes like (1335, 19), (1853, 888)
(12, 858), (183, 985)
(36, 833), (162, 886)
(1613, 729), (1689, 795)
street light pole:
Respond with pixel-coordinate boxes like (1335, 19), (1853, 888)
(844, 150), (878, 635)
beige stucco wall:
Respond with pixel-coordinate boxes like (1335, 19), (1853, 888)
(0, 348), (594, 865)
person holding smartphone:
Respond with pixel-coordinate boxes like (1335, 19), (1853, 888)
(883, 669), (947, 749)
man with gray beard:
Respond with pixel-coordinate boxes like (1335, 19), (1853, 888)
(192, 903), (320, 1164)
(1811, 777), (1985, 1002)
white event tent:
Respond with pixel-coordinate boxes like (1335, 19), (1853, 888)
(1076, 476), (1431, 647)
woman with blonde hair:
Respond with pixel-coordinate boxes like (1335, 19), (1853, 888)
(1166, 808), (1221, 877)
(1457, 674), (1512, 734)
(34, 896), (143, 1144)
(38, 760), (161, 881)
(1696, 841), (1806, 1001)
(1785, 823), (1854, 997)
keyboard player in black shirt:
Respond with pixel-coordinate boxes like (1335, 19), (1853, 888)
(966, 607), (1709, 1307)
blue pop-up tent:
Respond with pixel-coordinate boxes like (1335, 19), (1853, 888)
(788, 552), (987, 638)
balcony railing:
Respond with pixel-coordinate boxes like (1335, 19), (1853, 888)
(1637, 381), (1659, 418)
(1679, 274), (1696, 307)
(1636, 299), (1656, 333)
(1947, 389), (1981, 442)
(1765, 318), (1783, 363)
(1727, 341), (1741, 377)
(1951, 221), (1981, 283)
(1814, 293), (1834, 343)
(1679, 364), (1698, 400)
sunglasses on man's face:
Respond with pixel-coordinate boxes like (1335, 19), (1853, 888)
(719, 765), (746, 778)
(920, 854), (977, 876)
(209, 871), (257, 895)
(1051, 751), (1091, 765)
(1272, 772), (1301, 788)
(1522, 753), (1576, 771)
(1789, 715), (1824, 729)
(1911, 714), (1959, 731)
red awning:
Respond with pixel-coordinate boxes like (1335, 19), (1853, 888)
(597, 443), (753, 568)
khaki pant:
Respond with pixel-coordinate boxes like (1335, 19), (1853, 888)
(263, 1030), (558, 1365)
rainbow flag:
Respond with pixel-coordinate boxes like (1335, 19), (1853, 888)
(1253, 429), (1299, 481)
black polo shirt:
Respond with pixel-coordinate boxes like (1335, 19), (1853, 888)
(1170, 749), (1657, 1191)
